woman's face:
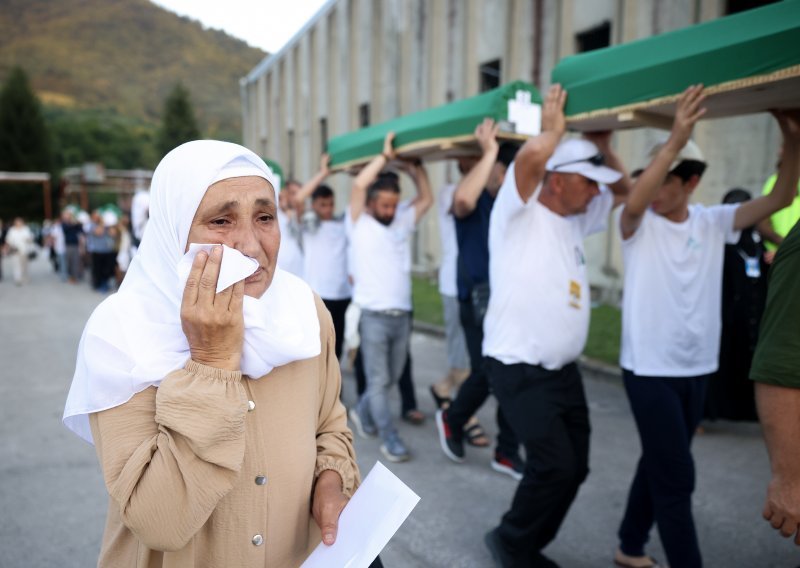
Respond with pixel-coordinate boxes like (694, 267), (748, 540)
(186, 176), (280, 299)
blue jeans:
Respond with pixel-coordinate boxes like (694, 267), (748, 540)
(356, 310), (411, 441)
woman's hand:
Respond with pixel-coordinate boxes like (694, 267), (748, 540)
(180, 246), (245, 371)
(312, 470), (349, 545)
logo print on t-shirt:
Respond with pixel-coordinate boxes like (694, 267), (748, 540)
(686, 236), (702, 251)
(574, 246), (586, 266)
(569, 279), (582, 309)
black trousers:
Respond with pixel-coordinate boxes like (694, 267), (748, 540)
(618, 370), (708, 568)
(322, 297), (351, 361)
(446, 300), (518, 456)
(486, 358), (590, 562)
(354, 348), (417, 415)
(90, 252), (116, 289)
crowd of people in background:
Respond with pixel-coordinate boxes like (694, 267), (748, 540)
(0, 204), (138, 291)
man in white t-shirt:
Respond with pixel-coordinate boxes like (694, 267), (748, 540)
(292, 154), (352, 360)
(346, 132), (433, 463)
(614, 87), (800, 568)
(481, 85), (630, 568)
(276, 178), (305, 278)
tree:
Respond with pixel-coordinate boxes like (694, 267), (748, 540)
(0, 66), (52, 172)
(0, 66), (53, 220)
(157, 83), (201, 158)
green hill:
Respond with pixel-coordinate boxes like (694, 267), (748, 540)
(0, 0), (267, 142)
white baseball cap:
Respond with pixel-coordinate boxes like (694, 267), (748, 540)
(644, 136), (706, 172)
(545, 139), (623, 185)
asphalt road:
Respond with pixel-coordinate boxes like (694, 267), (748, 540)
(1, 254), (798, 567)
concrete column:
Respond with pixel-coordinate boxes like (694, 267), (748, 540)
(464, 0), (479, 94)
(558, 0), (575, 59)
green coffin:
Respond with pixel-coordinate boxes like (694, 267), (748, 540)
(552, 0), (800, 131)
(327, 81), (542, 170)
(262, 158), (284, 189)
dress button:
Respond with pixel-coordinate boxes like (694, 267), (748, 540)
(248, 400), (256, 411)
(255, 475), (267, 485)
(252, 534), (264, 546)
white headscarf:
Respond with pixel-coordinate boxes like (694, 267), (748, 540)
(63, 140), (321, 443)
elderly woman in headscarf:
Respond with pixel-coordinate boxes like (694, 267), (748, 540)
(63, 141), (359, 567)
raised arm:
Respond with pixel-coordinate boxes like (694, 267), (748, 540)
(398, 159), (433, 223)
(513, 84), (567, 203)
(349, 132), (395, 222)
(757, 216), (784, 249)
(734, 110), (800, 231)
(294, 154), (331, 208)
(583, 130), (632, 208)
(619, 85), (706, 240)
(453, 119), (499, 218)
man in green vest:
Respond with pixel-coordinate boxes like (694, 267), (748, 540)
(758, 145), (800, 260)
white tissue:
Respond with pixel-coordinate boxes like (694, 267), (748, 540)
(177, 243), (260, 293)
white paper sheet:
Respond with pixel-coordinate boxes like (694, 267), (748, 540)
(177, 243), (259, 294)
(301, 461), (421, 568)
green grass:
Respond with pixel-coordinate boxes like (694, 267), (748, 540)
(584, 304), (622, 366)
(413, 275), (621, 366)
(411, 275), (443, 326)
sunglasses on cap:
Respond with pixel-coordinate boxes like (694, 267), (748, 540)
(551, 153), (606, 170)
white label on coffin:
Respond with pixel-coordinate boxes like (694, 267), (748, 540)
(507, 90), (542, 136)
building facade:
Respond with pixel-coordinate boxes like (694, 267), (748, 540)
(241, 0), (781, 299)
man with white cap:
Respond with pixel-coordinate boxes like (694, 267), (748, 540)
(481, 85), (629, 567)
(613, 86), (800, 568)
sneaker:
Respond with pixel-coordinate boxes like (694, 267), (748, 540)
(491, 450), (524, 481)
(435, 409), (464, 463)
(348, 407), (377, 439)
(380, 434), (410, 462)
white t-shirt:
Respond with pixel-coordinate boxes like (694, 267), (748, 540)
(276, 209), (305, 278)
(482, 162), (613, 369)
(347, 205), (416, 312)
(131, 189), (150, 241)
(619, 204), (740, 377)
(437, 183), (458, 297)
(303, 216), (352, 300)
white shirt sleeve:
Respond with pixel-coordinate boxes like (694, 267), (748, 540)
(710, 203), (741, 244)
(491, 162), (532, 236)
(576, 186), (614, 237)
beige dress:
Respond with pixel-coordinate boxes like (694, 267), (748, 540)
(89, 296), (359, 567)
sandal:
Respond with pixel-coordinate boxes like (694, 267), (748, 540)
(429, 386), (452, 410)
(464, 422), (490, 447)
(402, 409), (426, 425)
(613, 549), (661, 568)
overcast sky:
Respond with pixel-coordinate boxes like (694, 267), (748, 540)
(150, 0), (329, 53)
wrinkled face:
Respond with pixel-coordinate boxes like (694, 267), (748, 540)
(367, 190), (400, 226)
(652, 174), (692, 218)
(557, 173), (601, 215)
(312, 195), (335, 221)
(186, 176), (279, 298)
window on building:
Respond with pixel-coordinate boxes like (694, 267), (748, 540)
(287, 129), (295, 178)
(575, 21), (611, 53)
(320, 118), (328, 153)
(479, 59), (501, 92)
(359, 104), (370, 127)
(726, 0), (778, 14)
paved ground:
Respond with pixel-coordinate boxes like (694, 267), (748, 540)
(1, 254), (798, 567)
